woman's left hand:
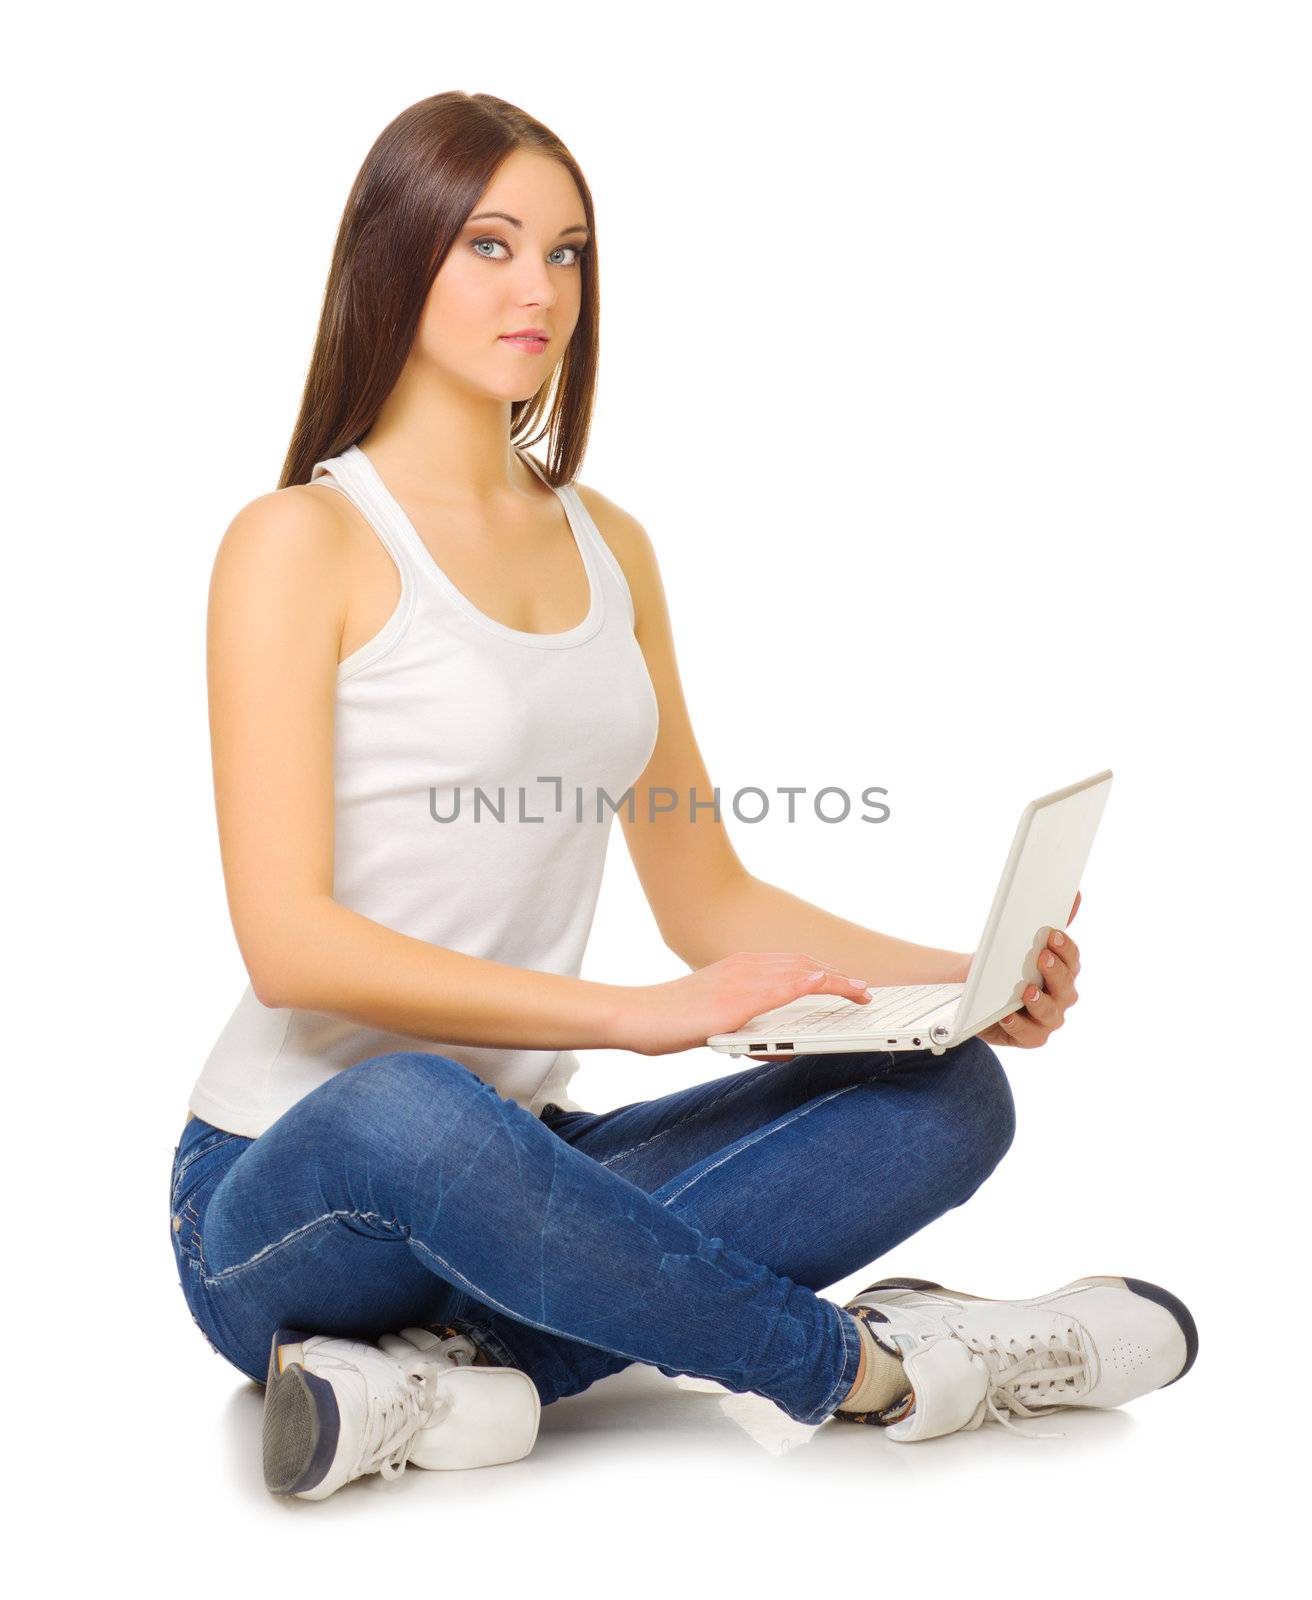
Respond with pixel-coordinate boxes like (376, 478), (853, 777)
(977, 889), (1082, 1050)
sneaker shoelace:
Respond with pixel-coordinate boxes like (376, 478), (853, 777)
(351, 1357), (444, 1481)
(948, 1320), (1091, 1440)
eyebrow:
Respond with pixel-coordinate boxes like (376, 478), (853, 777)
(467, 211), (590, 239)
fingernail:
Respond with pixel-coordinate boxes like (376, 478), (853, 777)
(808, 969), (825, 981)
(1052, 931), (1064, 946)
(850, 978), (869, 989)
(1042, 952), (1055, 968)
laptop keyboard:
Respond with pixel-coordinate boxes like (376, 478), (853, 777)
(743, 983), (963, 1037)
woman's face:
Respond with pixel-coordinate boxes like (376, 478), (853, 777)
(413, 148), (589, 402)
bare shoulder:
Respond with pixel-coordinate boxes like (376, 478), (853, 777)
(572, 480), (665, 627)
(214, 480), (352, 560)
(210, 481), (355, 600)
(572, 480), (654, 564)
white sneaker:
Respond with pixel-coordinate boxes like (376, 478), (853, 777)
(262, 1327), (447, 1499)
(377, 1324), (541, 1470)
(834, 1275), (1198, 1441)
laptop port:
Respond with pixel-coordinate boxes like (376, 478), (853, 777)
(777, 1042), (793, 1050)
(750, 1043), (766, 1050)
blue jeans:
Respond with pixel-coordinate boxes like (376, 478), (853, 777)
(168, 1038), (1014, 1426)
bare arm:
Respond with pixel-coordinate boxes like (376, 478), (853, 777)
(206, 488), (627, 1050)
(662, 871), (972, 986)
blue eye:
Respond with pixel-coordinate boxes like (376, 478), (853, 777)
(470, 236), (588, 267)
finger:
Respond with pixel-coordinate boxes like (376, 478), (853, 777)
(1069, 889), (1081, 924)
(1036, 946), (1078, 1003)
(799, 963), (872, 1002)
(1048, 926), (1081, 977)
(996, 1008), (1047, 1047)
(1019, 981), (1062, 1028)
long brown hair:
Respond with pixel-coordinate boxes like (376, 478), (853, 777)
(277, 92), (599, 492)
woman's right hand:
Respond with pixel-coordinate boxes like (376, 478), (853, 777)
(616, 953), (873, 1057)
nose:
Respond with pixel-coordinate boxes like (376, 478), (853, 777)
(512, 260), (558, 310)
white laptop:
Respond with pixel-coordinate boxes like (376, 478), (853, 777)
(707, 769), (1113, 1059)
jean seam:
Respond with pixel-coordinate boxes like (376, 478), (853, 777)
(406, 1236), (652, 1368)
(598, 1059), (798, 1169)
(406, 1240), (790, 1401)
(170, 1135), (242, 1208)
(202, 1207), (405, 1284)
(657, 1080), (866, 1207)
(417, 1250), (811, 1406)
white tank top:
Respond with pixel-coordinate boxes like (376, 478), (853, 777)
(187, 443), (660, 1138)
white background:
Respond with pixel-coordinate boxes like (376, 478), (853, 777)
(7, 0), (1306, 1590)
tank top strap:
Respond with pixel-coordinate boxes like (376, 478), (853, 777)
(515, 451), (633, 630)
(518, 452), (637, 631)
(314, 441), (636, 633)
(309, 446), (423, 583)
(516, 446), (553, 489)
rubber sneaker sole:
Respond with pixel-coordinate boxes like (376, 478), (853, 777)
(262, 1328), (341, 1496)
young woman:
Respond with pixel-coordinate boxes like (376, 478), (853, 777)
(169, 91), (1197, 1502)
